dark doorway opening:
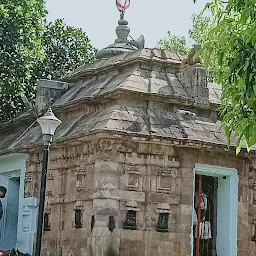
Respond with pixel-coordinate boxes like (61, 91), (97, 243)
(193, 174), (218, 256)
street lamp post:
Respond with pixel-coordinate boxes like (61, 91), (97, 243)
(34, 108), (62, 256)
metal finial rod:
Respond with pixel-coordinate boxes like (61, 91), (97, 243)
(120, 10), (125, 20)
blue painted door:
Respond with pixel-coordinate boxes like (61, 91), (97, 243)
(0, 175), (20, 250)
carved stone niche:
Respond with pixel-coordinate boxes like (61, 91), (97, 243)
(74, 200), (83, 229)
(44, 205), (51, 232)
(108, 216), (116, 232)
(24, 172), (33, 197)
(76, 169), (86, 192)
(124, 200), (139, 230)
(156, 203), (170, 232)
(249, 168), (256, 188)
(157, 168), (179, 194)
(46, 171), (54, 197)
(249, 179), (256, 190)
(125, 168), (140, 191)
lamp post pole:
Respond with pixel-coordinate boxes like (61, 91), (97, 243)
(34, 136), (51, 256)
(34, 108), (62, 256)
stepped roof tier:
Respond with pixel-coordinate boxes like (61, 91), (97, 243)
(0, 48), (227, 155)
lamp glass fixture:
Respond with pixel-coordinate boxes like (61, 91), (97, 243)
(37, 107), (62, 136)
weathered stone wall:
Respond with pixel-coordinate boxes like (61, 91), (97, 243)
(25, 136), (256, 256)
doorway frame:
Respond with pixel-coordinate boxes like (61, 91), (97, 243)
(193, 163), (238, 256)
(0, 171), (21, 249)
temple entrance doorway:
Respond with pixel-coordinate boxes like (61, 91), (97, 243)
(193, 175), (218, 256)
(192, 164), (238, 256)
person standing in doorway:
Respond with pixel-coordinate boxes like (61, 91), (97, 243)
(0, 186), (7, 220)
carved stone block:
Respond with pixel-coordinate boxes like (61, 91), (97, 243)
(157, 175), (171, 193)
(157, 168), (179, 194)
(24, 172), (33, 197)
(76, 169), (86, 192)
(126, 170), (140, 191)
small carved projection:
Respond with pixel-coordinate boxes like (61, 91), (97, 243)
(157, 175), (171, 193)
(157, 168), (179, 194)
(24, 172), (33, 197)
(123, 210), (136, 230)
(108, 216), (116, 232)
(127, 172), (139, 191)
(43, 213), (50, 231)
(76, 171), (86, 192)
(75, 209), (82, 229)
(156, 213), (169, 232)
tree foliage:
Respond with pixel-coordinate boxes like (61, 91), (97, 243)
(38, 19), (96, 80)
(203, 1), (256, 153)
(157, 13), (213, 55)
(189, 13), (213, 47)
(0, 0), (46, 122)
(0, 3), (96, 122)
(157, 31), (189, 54)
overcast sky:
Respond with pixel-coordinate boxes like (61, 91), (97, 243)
(46, 0), (209, 50)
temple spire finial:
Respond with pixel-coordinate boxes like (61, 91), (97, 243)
(95, 0), (145, 59)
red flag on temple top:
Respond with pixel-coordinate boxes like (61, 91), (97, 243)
(116, 0), (131, 12)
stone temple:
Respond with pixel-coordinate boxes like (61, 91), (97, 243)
(0, 12), (256, 256)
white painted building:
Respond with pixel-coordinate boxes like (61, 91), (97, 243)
(0, 154), (37, 255)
